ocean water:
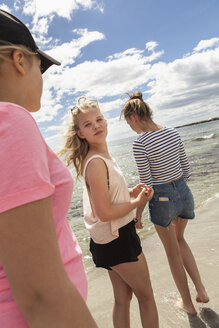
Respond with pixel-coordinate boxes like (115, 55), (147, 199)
(67, 120), (219, 270)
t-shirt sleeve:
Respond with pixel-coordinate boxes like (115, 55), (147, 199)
(0, 105), (55, 213)
(133, 139), (152, 186)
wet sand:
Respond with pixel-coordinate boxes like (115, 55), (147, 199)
(86, 195), (219, 327)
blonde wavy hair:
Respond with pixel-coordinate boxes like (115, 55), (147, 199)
(58, 97), (100, 177)
(121, 91), (153, 121)
(0, 42), (36, 67)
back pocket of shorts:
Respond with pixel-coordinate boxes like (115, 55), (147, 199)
(149, 194), (176, 226)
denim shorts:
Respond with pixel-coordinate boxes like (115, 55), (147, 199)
(149, 176), (195, 227)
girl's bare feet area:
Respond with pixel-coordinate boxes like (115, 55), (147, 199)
(196, 291), (209, 303)
(175, 299), (197, 316)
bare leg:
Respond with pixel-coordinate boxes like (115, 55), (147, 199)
(155, 223), (197, 315)
(108, 270), (133, 328)
(174, 218), (209, 303)
(111, 253), (159, 328)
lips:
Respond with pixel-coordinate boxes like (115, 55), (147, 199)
(94, 130), (103, 136)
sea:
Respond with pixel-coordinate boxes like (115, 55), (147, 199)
(67, 120), (219, 271)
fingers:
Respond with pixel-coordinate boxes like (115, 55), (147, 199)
(135, 219), (143, 229)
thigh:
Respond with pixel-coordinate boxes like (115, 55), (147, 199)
(110, 253), (153, 299)
(173, 217), (188, 240)
(155, 223), (180, 256)
(108, 270), (133, 303)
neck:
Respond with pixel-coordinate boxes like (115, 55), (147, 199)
(140, 119), (162, 132)
(0, 78), (26, 109)
(89, 142), (110, 157)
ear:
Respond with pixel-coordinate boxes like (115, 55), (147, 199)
(76, 129), (85, 139)
(130, 114), (138, 123)
(11, 50), (26, 75)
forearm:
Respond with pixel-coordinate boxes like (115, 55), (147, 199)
(99, 198), (140, 222)
(136, 203), (146, 219)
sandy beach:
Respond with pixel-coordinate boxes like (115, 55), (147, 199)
(86, 195), (219, 328)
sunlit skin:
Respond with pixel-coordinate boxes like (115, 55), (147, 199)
(77, 108), (109, 154)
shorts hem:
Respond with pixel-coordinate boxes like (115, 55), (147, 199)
(150, 214), (195, 228)
(95, 249), (142, 270)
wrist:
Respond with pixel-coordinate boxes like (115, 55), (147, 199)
(129, 187), (134, 198)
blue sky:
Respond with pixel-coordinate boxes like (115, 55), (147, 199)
(1, 0), (219, 149)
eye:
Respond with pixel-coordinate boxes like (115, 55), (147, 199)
(84, 123), (91, 127)
(97, 118), (103, 122)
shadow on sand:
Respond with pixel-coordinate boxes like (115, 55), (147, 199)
(187, 308), (219, 328)
(200, 308), (219, 328)
(187, 313), (207, 328)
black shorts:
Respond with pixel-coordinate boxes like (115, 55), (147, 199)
(90, 220), (142, 270)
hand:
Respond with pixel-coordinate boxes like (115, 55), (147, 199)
(136, 187), (152, 205)
(131, 183), (149, 198)
(144, 186), (154, 201)
(134, 218), (143, 229)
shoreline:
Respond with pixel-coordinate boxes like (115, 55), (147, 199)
(86, 195), (219, 327)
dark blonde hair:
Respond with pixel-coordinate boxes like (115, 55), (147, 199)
(121, 91), (152, 120)
(0, 43), (36, 66)
(58, 97), (101, 177)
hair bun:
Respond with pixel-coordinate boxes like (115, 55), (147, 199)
(130, 91), (143, 101)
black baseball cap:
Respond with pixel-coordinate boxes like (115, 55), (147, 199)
(0, 9), (61, 74)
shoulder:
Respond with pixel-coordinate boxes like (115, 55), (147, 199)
(0, 102), (40, 135)
(0, 102), (46, 155)
(164, 127), (179, 134)
(83, 154), (108, 177)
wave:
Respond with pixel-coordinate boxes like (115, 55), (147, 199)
(193, 133), (216, 141)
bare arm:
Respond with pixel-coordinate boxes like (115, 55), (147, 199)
(0, 197), (97, 328)
(86, 158), (150, 222)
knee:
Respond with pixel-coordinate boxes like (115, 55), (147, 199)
(134, 285), (154, 303)
(177, 235), (186, 245)
(115, 289), (133, 306)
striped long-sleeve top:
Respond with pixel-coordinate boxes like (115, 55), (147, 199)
(132, 127), (190, 186)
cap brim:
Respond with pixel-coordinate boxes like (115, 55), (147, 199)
(36, 49), (61, 74)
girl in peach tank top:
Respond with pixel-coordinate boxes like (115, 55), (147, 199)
(59, 97), (159, 328)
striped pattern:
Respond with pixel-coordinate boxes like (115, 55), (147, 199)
(133, 127), (190, 186)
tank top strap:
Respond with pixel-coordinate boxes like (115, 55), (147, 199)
(82, 154), (111, 179)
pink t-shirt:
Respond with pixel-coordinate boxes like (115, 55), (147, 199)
(0, 102), (87, 327)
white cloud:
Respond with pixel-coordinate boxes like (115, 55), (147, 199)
(45, 133), (62, 151)
(29, 27), (219, 144)
(34, 37), (219, 142)
(46, 125), (62, 132)
(48, 45), (163, 101)
(0, 3), (10, 11)
(193, 37), (219, 52)
(107, 116), (136, 142)
(146, 41), (158, 52)
(142, 46), (219, 126)
(44, 29), (105, 66)
(22, 0), (97, 19)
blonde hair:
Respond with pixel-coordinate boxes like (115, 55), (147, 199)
(121, 91), (152, 120)
(58, 97), (101, 178)
(0, 42), (36, 66)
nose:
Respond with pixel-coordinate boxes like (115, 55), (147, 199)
(92, 122), (99, 130)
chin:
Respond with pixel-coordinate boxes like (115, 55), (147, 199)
(28, 103), (41, 112)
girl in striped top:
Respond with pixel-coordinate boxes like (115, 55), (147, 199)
(121, 91), (209, 316)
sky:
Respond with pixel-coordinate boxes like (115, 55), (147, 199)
(1, 0), (219, 149)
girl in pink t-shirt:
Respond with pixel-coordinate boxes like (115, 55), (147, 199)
(0, 9), (97, 328)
